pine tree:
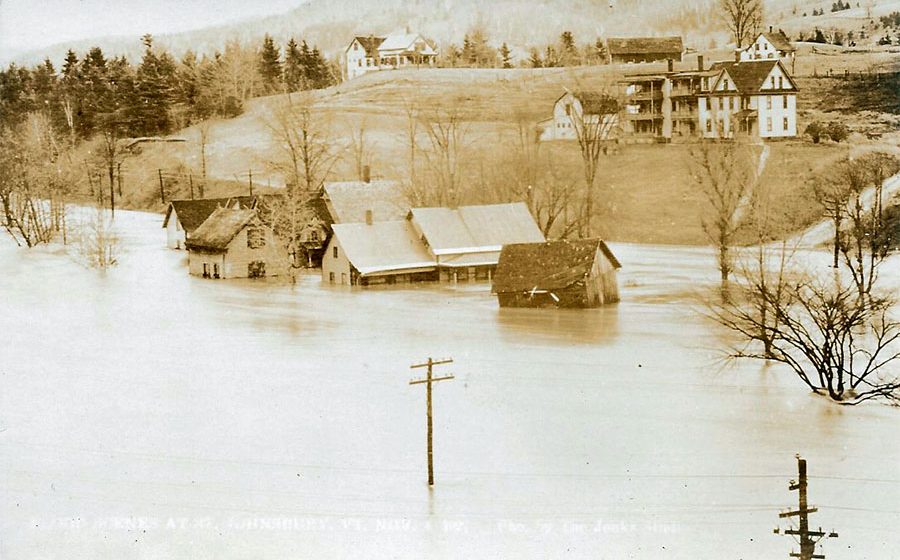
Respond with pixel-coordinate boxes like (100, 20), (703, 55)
(299, 40), (313, 89)
(258, 34), (282, 94)
(528, 48), (543, 68)
(284, 38), (303, 92)
(78, 46), (111, 137)
(594, 38), (608, 64)
(499, 43), (513, 68)
(132, 34), (175, 136)
(559, 31), (579, 65)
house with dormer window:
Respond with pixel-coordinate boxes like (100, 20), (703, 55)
(698, 59), (799, 139)
(739, 27), (796, 73)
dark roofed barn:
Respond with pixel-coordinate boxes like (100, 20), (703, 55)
(607, 36), (684, 64)
(162, 196), (258, 249)
(492, 239), (621, 308)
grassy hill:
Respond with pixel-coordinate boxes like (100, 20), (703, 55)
(113, 46), (900, 245)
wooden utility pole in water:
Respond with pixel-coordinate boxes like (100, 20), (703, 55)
(775, 455), (838, 560)
(409, 357), (454, 486)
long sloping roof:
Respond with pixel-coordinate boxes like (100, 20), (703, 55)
(608, 36), (683, 55)
(352, 36), (385, 57)
(572, 91), (619, 115)
(410, 203), (545, 256)
(163, 196), (257, 232)
(332, 220), (436, 276)
(378, 33), (437, 54)
(492, 239), (621, 293)
(323, 180), (409, 224)
(712, 59), (774, 93)
(761, 30), (795, 52)
(185, 208), (257, 252)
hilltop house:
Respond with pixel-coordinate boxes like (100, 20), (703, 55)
(344, 32), (437, 80)
(699, 59), (798, 139)
(740, 27), (796, 73)
(618, 55), (798, 141)
(607, 36), (684, 64)
(540, 90), (621, 142)
(322, 202), (545, 286)
(492, 238), (621, 308)
(185, 208), (285, 279)
(162, 196), (257, 249)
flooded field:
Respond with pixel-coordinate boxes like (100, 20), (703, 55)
(1, 210), (898, 559)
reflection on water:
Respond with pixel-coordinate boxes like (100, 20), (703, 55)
(0, 210), (898, 560)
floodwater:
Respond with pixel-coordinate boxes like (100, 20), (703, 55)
(0, 210), (898, 560)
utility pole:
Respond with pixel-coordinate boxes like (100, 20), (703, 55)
(189, 173), (195, 200)
(116, 162), (123, 197)
(408, 357), (454, 486)
(248, 169), (254, 196)
(158, 169), (165, 204)
(775, 455), (838, 560)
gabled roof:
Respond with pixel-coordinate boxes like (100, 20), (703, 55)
(607, 36), (683, 55)
(351, 36), (385, 57)
(332, 220), (436, 276)
(162, 196), (257, 232)
(710, 59), (796, 93)
(759, 30), (795, 53)
(323, 180), (409, 224)
(492, 238), (621, 293)
(185, 208), (259, 252)
(409, 202), (545, 256)
(378, 33), (436, 54)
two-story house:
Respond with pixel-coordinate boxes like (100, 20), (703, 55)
(344, 32), (437, 80)
(698, 59), (798, 139)
(739, 27), (796, 73)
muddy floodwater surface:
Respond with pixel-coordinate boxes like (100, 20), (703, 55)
(1, 210), (898, 559)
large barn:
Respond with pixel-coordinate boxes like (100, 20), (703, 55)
(607, 36), (684, 64)
(492, 238), (621, 308)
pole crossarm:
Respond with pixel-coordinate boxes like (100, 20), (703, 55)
(407, 356), (455, 486)
(411, 358), (454, 369)
(410, 375), (455, 385)
(779, 508), (818, 518)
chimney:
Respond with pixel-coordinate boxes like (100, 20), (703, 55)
(362, 165), (371, 183)
(365, 209), (373, 225)
(697, 54), (704, 71)
(667, 58), (674, 72)
(734, 49), (740, 62)
(769, 25), (773, 33)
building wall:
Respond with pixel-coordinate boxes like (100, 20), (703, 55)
(346, 39), (377, 80)
(756, 93), (797, 138)
(188, 224), (285, 279)
(611, 52), (683, 64)
(321, 235), (352, 285)
(166, 214), (185, 249)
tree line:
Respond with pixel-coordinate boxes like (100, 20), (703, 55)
(440, 28), (608, 69)
(0, 33), (336, 139)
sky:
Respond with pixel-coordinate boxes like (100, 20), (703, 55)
(0, 0), (305, 56)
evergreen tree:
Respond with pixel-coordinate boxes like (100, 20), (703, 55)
(559, 31), (579, 65)
(528, 48), (543, 68)
(499, 43), (513, 68)
(78, 46), (111, 137)
(299, 40), (313, 89)
(258, 34), (282, 94)
(132, 34), (175, 136)
(284, 38), (303, 92)
(594, 38), (608, 64)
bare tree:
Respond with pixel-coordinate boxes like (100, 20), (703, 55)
(197, 120), (212, 198)
(263, 93), (337, 279)
(567, 91), (618, 237)
(719, 0), (764, 49)
(346, 116), (373, 181)
(74, 207), (119, 269)
(688, 141), (754, 286)
(416, 100), (471, 207)
(713, 265), (900, 405)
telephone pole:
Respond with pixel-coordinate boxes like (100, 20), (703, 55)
(409, 357), (454, 486)
(775, 455), (838, 560)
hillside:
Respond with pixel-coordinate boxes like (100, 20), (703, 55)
(13, 0), (900, 68)
(113, 50), (900, 246)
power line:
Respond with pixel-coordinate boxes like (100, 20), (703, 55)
(775, 455), (838, 560)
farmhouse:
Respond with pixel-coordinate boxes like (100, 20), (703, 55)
(321, 202), (545, 286)
(540, 90), (621, 142)
(740, 27), (796, 72)
(344, 32), (437, 80)
(699, 59), (798, 139)
(492, 238), (621, 308)
(162, 196), (256, 249)
(607, 36), (683, 64)
(185, 208), (285, 279)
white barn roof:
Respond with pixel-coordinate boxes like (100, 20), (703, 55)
(332, 220), (436, 276)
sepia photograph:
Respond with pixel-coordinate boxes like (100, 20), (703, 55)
(1, 0), (899, 558)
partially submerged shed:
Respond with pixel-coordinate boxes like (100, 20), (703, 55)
(492, 238), (621, 308)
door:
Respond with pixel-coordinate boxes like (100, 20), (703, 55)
(202, 263), (209, 278)
(213, 263), (220, 279)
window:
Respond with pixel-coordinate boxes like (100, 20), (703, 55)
(733, 97), (738, 111)
(213, 264), (220, 279)
(341, 273), (347, 285)
(766, 117), (772, 132)
(247, 226), (265, 249)
(354, 43), (358, 51)
(766, 97), (772, 109)
(722, 78), (729, 90)
(333, 246), (339, 259)
(783, 117), (789, 131)
(783, 94), (789, 108)
(778, 76), (784, 89)
(771, 77), (775, 88)
(358, 60), (362, 67)
(706, 119), (712, 133)
(310, 230), (319, 242)
(329, 272), (335, 283)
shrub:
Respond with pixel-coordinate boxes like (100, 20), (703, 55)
(826, 122), (850, 142)
(805, 121), (825, 143)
